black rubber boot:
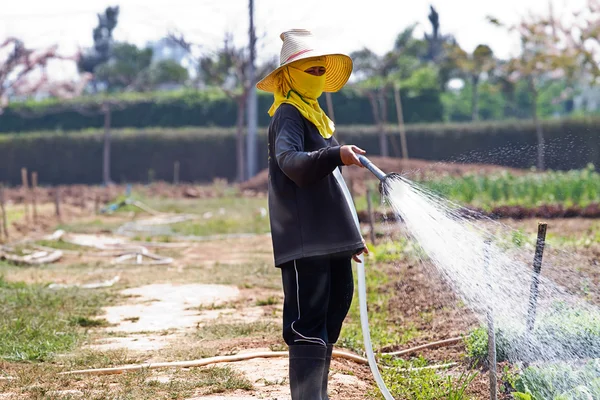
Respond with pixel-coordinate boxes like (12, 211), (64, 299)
(289, 345), (326, 400)
(321, 344), (333, 400)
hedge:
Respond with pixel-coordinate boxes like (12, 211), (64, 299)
(0, 88), (443, 133)
(0, 118), (597, 185)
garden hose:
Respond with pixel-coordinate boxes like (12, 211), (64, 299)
(333, 167), (395, 400)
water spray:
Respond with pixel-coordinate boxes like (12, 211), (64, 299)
(351, 155), (407, 400)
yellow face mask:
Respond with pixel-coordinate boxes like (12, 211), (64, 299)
(286, 58), (326, 100)
(268, 56), (335, 139)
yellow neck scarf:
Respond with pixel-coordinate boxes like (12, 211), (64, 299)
(268, 57), (335, 139)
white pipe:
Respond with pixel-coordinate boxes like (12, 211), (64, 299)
(356, 254), (395, 400)
(333, 167), (394, 399)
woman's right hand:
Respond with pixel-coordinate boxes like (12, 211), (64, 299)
(340, 145), (366, 167)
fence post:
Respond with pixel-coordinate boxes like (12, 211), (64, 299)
(21, 168), (30, 227)
(54, 188), (62, 222)
(31, 172), (38, 225)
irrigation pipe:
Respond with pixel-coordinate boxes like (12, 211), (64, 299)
(60, 350), (368, 376)
(381, 337), (463, 357)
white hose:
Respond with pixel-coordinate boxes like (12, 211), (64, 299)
(333, 168), (394, 399)
(356, 254), (395, 400)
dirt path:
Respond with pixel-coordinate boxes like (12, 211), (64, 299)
(72, 233), (371, 399)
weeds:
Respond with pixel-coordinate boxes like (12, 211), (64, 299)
(196, 321), (279, 341)
(256, 296), (279, 306)
(377, 357), (477, 400)
(0, 276), (112, 362)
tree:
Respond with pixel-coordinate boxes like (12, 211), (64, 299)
(148, 60), (188, 87)
(351, 47), (394, 157)
(423, 5), (459, 89)
(351, 25), (442, 158)
(78, 6), (119, 92)
(94, 43), (153, 91)
(490, 3), (600, 169)
(448, 44), (495, 120)
(0, 38), (90, 113)
(171, 33), (276, 182)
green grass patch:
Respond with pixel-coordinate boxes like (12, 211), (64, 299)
(35, 239), (85, 251)
(377, 356), (478, 400)
(1, 365), (252, 399)
(171, 214), (269, 236)
(196, 321), (279, 341)
(57, 218), (124, 234)
(256, 296), (279, 306)
(0, 276), (112, 362)
(338, 260), (418, 354)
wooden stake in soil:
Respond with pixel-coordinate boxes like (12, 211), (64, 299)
(173, 161), (180, 185)
(31, 172), (38, 224)
(526, 222), (548, 332)
(0, 184), (7, 241)
(94, 193), (99, 215)
(21, 168), (30, 226)
(54, 188), (62, 221)
(366, 187), (376, 245)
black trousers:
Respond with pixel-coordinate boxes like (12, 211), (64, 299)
(280, 255), (354, 346)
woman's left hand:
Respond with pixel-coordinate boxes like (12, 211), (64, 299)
(352, 240), (370, 263)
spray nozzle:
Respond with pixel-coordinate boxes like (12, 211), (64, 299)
(357, 155), (403, 194)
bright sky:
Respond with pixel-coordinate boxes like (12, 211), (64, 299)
(0, 0), (590, 80)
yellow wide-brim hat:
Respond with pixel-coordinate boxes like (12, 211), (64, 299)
(256, 29), (353, 93)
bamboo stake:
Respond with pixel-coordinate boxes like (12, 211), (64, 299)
(382, 337), (462, 357)
(526, 222), (548, 332)
(31, 172), (38, 224)
(61, 349), (368, 376)
(21, 168), (30, 226)
(0, 184), (7, 241)
(393, 84), (409, 160)
(54, 188), (62, 222)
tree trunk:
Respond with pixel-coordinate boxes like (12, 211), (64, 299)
(379, 87), (400, 157)
(102, 104), (112, 185)
(236, 96), (246, 183)
(530, 83), (544, 170)
(471, 75), (480, 121)
(367, 91), (388, 157)
(393, 84), (409, 160)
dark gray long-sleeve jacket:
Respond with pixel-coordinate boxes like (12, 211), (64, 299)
(267, 103), (364, 266)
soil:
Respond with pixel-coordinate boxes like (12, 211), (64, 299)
(1, 197), (598, 399)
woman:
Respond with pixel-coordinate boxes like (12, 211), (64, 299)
(256, 29), (368, 400)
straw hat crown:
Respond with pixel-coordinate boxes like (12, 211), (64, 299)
(256, 29), (353, 93)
